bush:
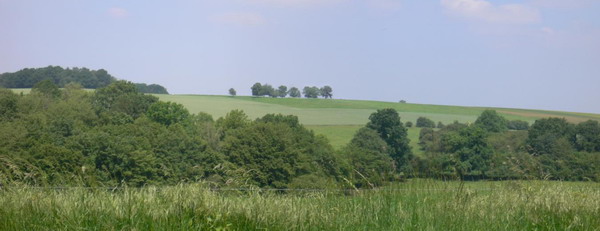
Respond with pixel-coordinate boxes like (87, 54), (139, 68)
(416, 117), (435, 128)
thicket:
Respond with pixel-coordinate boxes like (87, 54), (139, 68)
(1, 80), (599, 188)
(0, 81), (346, 188)
(251, 83), (332, 98)
(0, 66), (168, 94)
(416, 111), (600, 181)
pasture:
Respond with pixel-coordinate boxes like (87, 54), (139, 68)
(1, 180), (598, 230)
(156, 94), (600, 151)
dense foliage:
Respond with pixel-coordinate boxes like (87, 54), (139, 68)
(135, 83), (169, 94)
(250, 82), (332, 98)
(1, 82), (599, 187)
(417, 111), (600, 181)
(416, 117), (435, 128)
(0, 82), (344, 188)
(0, 66), (168, 94)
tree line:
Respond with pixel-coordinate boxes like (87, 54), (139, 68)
(0, 66), (169, 94)
(1, 81), (599, 188)
(246, 83), (333, 98)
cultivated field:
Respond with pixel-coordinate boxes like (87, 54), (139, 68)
(156, 94), (600, 150)
(1, 180), (598, 230)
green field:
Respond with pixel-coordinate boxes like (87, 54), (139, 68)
(10, 90), (600, 151)
(156, 94), (600, 151)
(2, 180), (599, 230)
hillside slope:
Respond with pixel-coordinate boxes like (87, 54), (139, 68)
(156, 94), (600, 150)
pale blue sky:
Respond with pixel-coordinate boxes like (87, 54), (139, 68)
(1, 0), (599, 113)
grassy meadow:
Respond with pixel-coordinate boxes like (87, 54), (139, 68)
(2, 180), (599, 230)
(156, 94), (600, 151)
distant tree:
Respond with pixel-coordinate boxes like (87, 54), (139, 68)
(32, 79), (61, 98)
(437, 122), (445, 129)
(507, 120), (529, 130)
(303, 86), (320, 98)
(527, 118), (575, 155)
(0, 88), (18, 120)
(320, 86), (333, 99)
(251, 83), (262, 96)
(288, 87), (301, 98)
(366, 108), (412, 172)
(399, 100), (406, 103)
(229, 88), (236, 96)
(474, 110), (507, 133)
(405, 121), (413, 128)
(146, 101), (190, 126)
(135, 83), (169, 94)
(216, 109), (250, 133)
(416, 117), (435, 128)
(344, 127), (394, 188)
(574, 120), (600, 152)
(92, 80), (158, 119)
(277, 85), (288, 98)
(0, 66), (116, 89)
(441, 125), (493, 179)
(260, 84), (276, 97)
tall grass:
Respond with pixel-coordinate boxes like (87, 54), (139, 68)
(1, 180), (599, 230)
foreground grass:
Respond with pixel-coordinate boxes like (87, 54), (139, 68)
(1, 180), (599, 230)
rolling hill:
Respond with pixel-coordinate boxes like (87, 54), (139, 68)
(155, 94), (600, 151)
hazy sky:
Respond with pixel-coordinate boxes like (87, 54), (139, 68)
(1, 0), (599, 113)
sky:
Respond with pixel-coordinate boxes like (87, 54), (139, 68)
(1, 0), (600, 113)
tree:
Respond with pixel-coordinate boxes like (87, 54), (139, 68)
(277, 85), (288, 98)
(146, 101), (190, 126)
(221, 114), (339, 188)
(574, 120), (600, 152)
(366, 108), (412, 172)
(32, 79), (61, 98)
(135, 83), (169, 94)
(229, 88), (236, 96)
(0, 88), (18, 121)
(260, 84), (276, 97)
(320, 86), (333, 99)
(288, 87), (301, 98)
(405, 121), (413, 128)
(251, 83), (262, 96)
(92, 80), (158, 119)
(507, 120), (529, 130)
(303, 86), (320, 98)
(440, 125), (493, 179)
(437, 122), (445, 129)
(344, 127), (394, 188)
(416, 117), (435, 128)
(527, 118), (575, 155)
(474, 110), (507, 133)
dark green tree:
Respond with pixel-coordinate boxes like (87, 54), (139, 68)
(416, 117), (435, 128)
(366, 108), (412, 172)
(0, 88), (19, 121)
(527, 118), (575, 155)
(320, 86), (333, 99)
(507, 120), (529, 130)
(146, 101), (190, 126)
(344, 127), (394, 188)
(303, 86), (320, 98)
(574, 120), (600, 152)
(32, 79), (61, 98)
(92, 80), (158, 119)
(229, 88), (236, 96)
(288, 87), (301, 98)
(474, 110), (507, 133)
(251, 83), (262, 96)
(277, 85), (288, 98)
